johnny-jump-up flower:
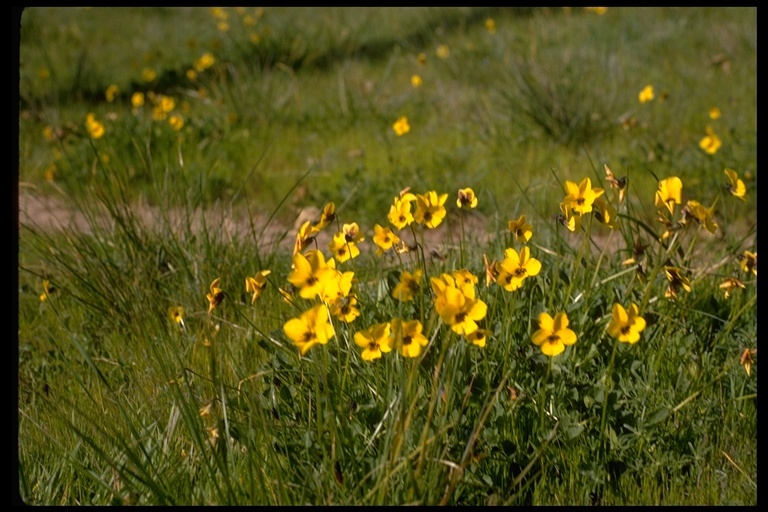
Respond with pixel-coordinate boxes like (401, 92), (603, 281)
(607, 303), (646, 344)
(85, 113), (105, 139)
(494, 246), (541, 292)
(373, 224), (400, 256)
(391, 318), (429, 358)
(724, 169), (747, 201)
(354, 322), (392, 362)
(654, 177), (683, 215)
(283, 304), (335, 355)
(207, 277), (225, 314)
(388, 194), (416, 230)
(457, 188), (478, 209)
(414, 191), (448, 229)
(531, 311), (577, 357)
(638, 85), (654, 103)
(562, 177), (604, 216)
(739, 251), (757, 276)
(392, 269), (422, 302)
(245, 270), (271, 304)
(508, 215), (533, 243)
(393, 116), (410, 136)
(699, 126), (722, 155)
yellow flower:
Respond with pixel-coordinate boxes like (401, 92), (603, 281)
(354, 322), (392, 362)
(206, 277), (225, 314)
(739, 251), (757, 276)
(592, 196), (619, 229)
(724, 168), (747, 201)
(531, 312), (577, 357)
(709, 107), (721, 120)
(168, 306), (185, 327)
(169, 114), (184, 131)
(719, 277), (746, 299)
(391, 318), (429, 357)
(393, 116), (410, 136)
(699, 126), (722, 154)
(558, 203), (582, 233)
(39, 279), (55, 302)
(585, 7), (608, 15)
(186, 69), (198, 81)
(392, 269), (422, 302)
(739, 348), (756, 377)
(465, 328), (492, 348)
(604, 164), (627, 203)
(245, 270), (271, 304)
(194, 52), (215, 72)
(414, 191), (448, 229)
(682, 200), (717, 233)
(433, 285), (487, 336)
(373, 224), (400, 256)
(105, 84), (119, 103)
(142, 67), (157, 82)
(330, 294), (360, 323)
(411, 74), (422, 88)
(495, 246), (542, 292)
(638, 84), (654, 103)
(456, 187), (478, 209)
(85, 113), (105, 139)
(293, 220), (321, 256)
(328, 232), (360, 263)
(607, 303), (646, 344)
(436, 44), (450, 59)
(287, 250), (334, 300)
(314, 201), (337, 231)
(417, 52), (427, 65)
(283, 304), (335, 355)
(485, 18), (496, 34)
(131, 92), (145, 108)
(159, 95), (175, 113)
(388, 194), (416, 230)
(562, 177), (604, 216)
(508, 215), (533, 243)
(654, 177), (683, 215)
(664, 266), (691, 300)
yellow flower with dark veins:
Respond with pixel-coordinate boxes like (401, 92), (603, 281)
(682, 200), (717, 233)
(131, 92), (145, 109)
(391, 318), (429, 358)
(740, 348), (756, 377)
(739, 251), (757, 276)
(206, 277), (225, 314)
(169, 114), (184, 131)
(288, 250), (334, 299)
(194, 52), (215, 72)
(39, 279), (56, 302)
(354, 322), (392, 362)
(373, 224), (400, 256)
(558, 203), (582, 233)
(457, 188), (478, 209)
(465, 328), (492, 348)
(604, 164), (627, 203)
(85, 113), (105, 139)
(494, 246), (542, 292)
(638, 84), (654, 103)
(245, 270), (271, 304)
(388, 194), (416, 230)
(699, 126), (722, 155)
(607, 303), (646, 344)
(664, 266), (691, 300)
(283, 304), (335, 355)
(294, 220), (321, 256)
(168, 306), (185, 328)
(433, 285), (487, 336)
(719, 277), (745, 299)
(562, 178), (604, 216)
(508, 214), (533, 243)
(393, 116), (410, 136)
(531, 312), (577, 357)
(392, 269), (422, 302)
(654, 177), (683, 215)
(328, 232), (360, 263)
(724, 169), (747, 202)
(314, 201), (336, 231)
(414, 191), (448, 229)
(592, 196), (618, 229)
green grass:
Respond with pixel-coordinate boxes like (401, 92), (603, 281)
(18, 7), (756, 505)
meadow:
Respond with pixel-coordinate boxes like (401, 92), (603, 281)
(17, 7), (757, 505)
